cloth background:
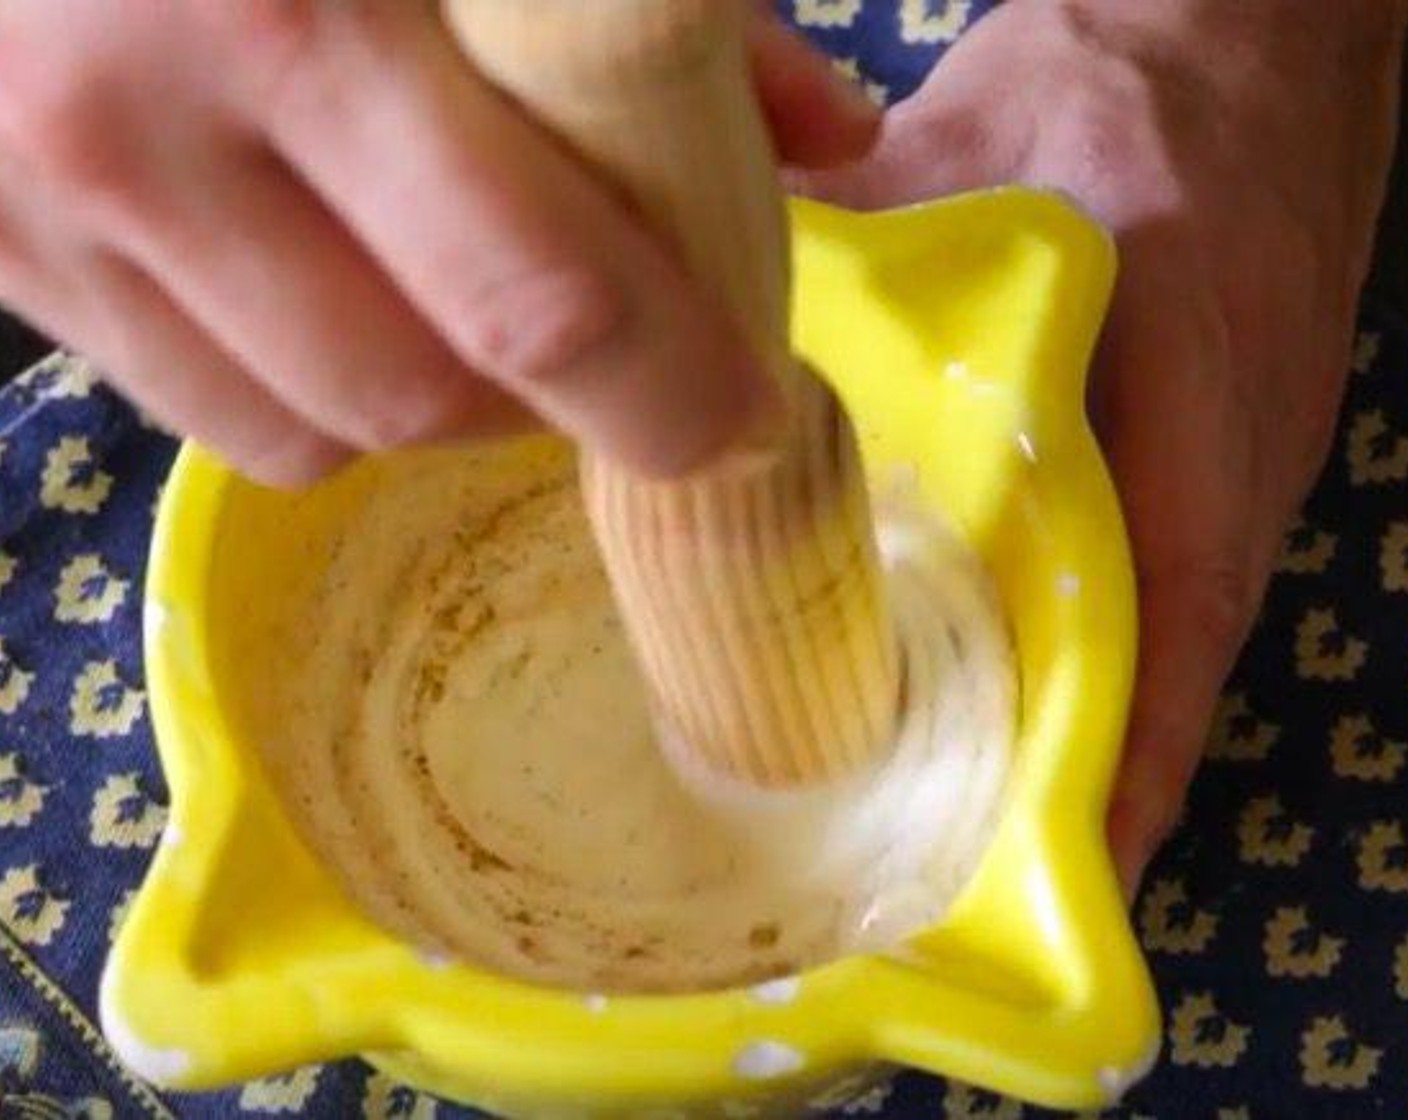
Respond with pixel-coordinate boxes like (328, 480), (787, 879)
(3, 2), (1408, 1116)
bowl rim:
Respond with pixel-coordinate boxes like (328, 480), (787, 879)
(103, 187), (1160, 1113)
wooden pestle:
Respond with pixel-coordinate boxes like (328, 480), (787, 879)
(443, 0), (900, 788)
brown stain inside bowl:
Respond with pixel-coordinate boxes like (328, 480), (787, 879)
(242, 443), (1015, 994)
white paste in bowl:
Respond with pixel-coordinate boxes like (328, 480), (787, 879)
(255, 444), (1014, 993)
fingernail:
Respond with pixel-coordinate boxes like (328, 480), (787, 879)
(705, 370), (789, 479)
(242, 435), (353, 491)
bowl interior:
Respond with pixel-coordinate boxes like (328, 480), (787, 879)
(107, 190), (1159, 1113)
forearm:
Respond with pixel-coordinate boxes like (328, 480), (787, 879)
(1048, 0), (1408, 47)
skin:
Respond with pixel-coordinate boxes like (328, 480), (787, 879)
(0, 1), (1404, 894)
(796, 0), (1408, 889)
(0, 2), (878, 483)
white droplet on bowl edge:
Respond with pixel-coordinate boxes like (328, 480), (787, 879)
(417, 949), (455, 972)
(583, 993), (609, 1014)
(1017, 432), (1037, 462)
(98, 968), (191, 1084)
(143, 600), (171, 632)
(733, 1040), (805, 1080)
(749, 976), (801, 1005)
(1056, 572), (1082, 598)
(159, 824), (183, 850)
(1099, 1038), (1162, 1102)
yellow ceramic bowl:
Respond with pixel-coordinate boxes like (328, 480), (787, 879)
(102, 188), (1160, 1116)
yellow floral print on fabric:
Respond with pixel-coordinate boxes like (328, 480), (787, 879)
(40, 436), (113, 515)
(69, 660), (144, 738)
(1299, 1017), (1381, 1091)
(1293, 607), (1368, 682)
(1276, 518), (1338, 575)
(362, 1073), (439, 1119)
(1356, 822), (1408, 893)
(238, 1067), (322, 1113)
(1169, 993), (1250, 1069)
(943, 1084), (1022, 1119)
(0, 753), (46, 828)
(1329, 714), (1406, 782)
(1237, 795), (1314, 868)
(0, 640), (34, 716)
(0, 1024), (40, 1079)
(832, 57), (889, 105)
(1263, 907), (1344, 980)
(1394, 935), (1408, 1000)
(900, 0), (975, 44)
(1381, 521), (1408, 592)
(54, 554), (129, 624)
(1139, 879), (1218, 955)
(89, 773), (167, 850)
(1346, 409), (1408, 486)
(0, 1023), (115, 1119)
(0, 864), (69, 946)
(1353, 330), (1382, 374)
(1207, 694), (1279, 763)
(108, 888), (135, 944)
(805, 1073), (893, 1115)
(792, 0), (863, 29)
(50, 360), (95, 400)
(830, 1082), (893, 1115)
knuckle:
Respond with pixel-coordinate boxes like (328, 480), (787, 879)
(212, 0), (325, 114)
(1178, 561), (1262, 652)
(1065, 105), (1169, 208)
(217, 0), (405, 114)
(457, 266), (625, 394)
(213, 0), (321, 69)
(0, 74), (137, 204)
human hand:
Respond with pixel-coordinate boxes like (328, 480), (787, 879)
(0, 1), (877, 485)
(795, 0), (1407, 891)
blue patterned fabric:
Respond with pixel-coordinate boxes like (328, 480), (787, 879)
(3, 1), (1408, 1116)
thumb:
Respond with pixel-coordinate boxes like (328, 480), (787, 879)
(1092, 239), (1277, 900)
(781, 71), (1023, 209)
(1108, 561), (1265, 898)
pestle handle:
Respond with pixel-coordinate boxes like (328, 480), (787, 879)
(443, 0), (900, 787)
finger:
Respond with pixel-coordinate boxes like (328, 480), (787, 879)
(1108, 560), (1269, 895)
(1095, 233), (1275, 896)
(784, 92), (1017, 209)
(0, 76), (349, 487)
(106, 134), (533, 453)
(749, 16), (882, 169)
(780, 2), (1039, 210)
(244, 4), (776, 477)
(0, 237), (349, 487)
